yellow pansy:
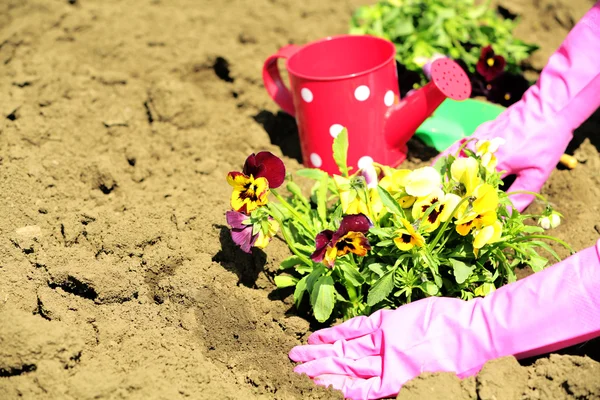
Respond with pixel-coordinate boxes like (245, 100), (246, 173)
(253, 218), (280, 249)
(412, 189), (462, 232)
(473, 220), (503, 256)
(475, 138), (505, 172)
(451, 157), (481, 195)
(227, 172), (269, 213)
(334, 175), (370, 216)
(403, 166), (441, 198)
(394, 218), (425, 251)
(379, 169), (416, 208)
(455, 183), (499, 236)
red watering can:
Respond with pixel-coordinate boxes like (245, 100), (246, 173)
(262, 34), (471, 174)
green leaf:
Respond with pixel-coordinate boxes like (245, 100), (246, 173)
(316, 173), (328, 223)
(286, 181), (308, 205)
(520, 225), (545, 234)
(527, 251), (548, 272)
(367, 268), (395, 306)
(339, 259), (365, 286)
(296, 168), (327, 180)
(311, 275), (336, 322)
(367, 263), (386, 277)
(306, 265), (326, 292)
(376, 186), (404, 216)
(294, 275), (308, 308)
(274, 274), (299, 288)
(448, 258), (474, 284)
(420, 281), (439, 296)
(332, 128), (349, 176)
(279, 255), (304, 270)
(474, 282), (496, 297)
(528, 240), (561, 262)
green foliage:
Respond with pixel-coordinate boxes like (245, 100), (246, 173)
(264, 136), (572, 324)
(349, 0), (539, 85)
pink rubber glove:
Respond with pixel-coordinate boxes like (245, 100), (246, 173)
(289, 240), (600, 400)
(439, 2), (600, 212)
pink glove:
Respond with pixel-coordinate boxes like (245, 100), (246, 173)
(289, 240), (600, 400)
(439, 2), (600, 212)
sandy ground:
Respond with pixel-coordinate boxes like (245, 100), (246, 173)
(0, 0), (598, 399)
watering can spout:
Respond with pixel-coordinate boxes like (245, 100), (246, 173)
(385, 58), (472, 152)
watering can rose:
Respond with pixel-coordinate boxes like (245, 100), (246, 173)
(224, 131), (571, 323)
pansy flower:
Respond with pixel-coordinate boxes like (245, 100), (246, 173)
(403, 166), (442, 198)
(333, 175), (370, 216)
(455, 183), (499, 236)
(394, 218), (425, 251)
(379, 169), (416, 208)
(227, 152), (286, 213)
(486, 72), (530, 107)
(243, 151), (286, 189)
(226, 210), (279, 253)
(412, 189), (461, 233)
(311, 214), (372, 268)
(473, 220), (503, 256)
(227, 172), (269, 213)
(476, 46), (506, 82)
(475, 138), (506, 172)
(451, 157), (481, 196)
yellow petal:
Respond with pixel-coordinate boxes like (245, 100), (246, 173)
(440, 193), (461, 222)
(227, 172), (250, 188)
(473, 184), (499, 213)
(473, 221), (502, 249)
(394, 232), (414, 251)
(392, 169), (412, 187)
(254, 232), (269, 249)
(451, 157), (480, 195)
(404, 167), (441, 197)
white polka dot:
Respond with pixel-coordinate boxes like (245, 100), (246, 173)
(384, 90), (395, 106)
(354, 85), (370, 101)
(329, 124), (344, 138)
(301, 88), (313, 103)
(310, 153), (322, 168)
(357, 156), (374, 170)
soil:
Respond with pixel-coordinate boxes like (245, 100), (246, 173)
(0, 0), (598, 399)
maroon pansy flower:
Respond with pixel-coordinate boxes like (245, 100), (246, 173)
(311, 214), (372, 268)
(486, 72), (530, 107)
(243, 151), (286, 189)
(476, 46), (506, 82)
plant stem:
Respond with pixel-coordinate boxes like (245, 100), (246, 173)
(429, 196), (472, 251)
(271, 189), (316, 236)
(266, 208), (313, 266)
(511, 234), (575, 254)
(505, 190), (549, 203)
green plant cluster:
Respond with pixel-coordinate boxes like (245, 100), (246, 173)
(349, 0), (538, 85)
(271, 132), (571, 323)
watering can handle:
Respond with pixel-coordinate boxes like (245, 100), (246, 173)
(262, 44), (301, 117)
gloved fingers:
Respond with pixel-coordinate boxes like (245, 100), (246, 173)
(307, 310), (387, 345)
(504, 167), (547, 212)
(314, 374), (385, 400)
(293, 355), (382, 379)
(289, 330), (382, 362)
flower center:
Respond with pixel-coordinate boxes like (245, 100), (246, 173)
(487, 58), (495, 67)
(240, 182), (260, 201)
(400, 233), (412, 243)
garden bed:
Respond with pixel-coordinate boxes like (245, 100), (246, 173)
(0, 0), (598, 399)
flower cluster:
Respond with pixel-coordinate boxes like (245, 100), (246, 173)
(225, 131), (570, 323)
(225, 152), (286, 253)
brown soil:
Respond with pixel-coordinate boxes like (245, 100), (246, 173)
(0, 0), (598, 399)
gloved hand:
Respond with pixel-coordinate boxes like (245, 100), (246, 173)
(438, 2), (600, 212)
(289, 240), (600, 400)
